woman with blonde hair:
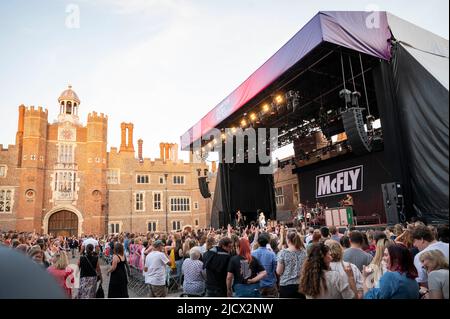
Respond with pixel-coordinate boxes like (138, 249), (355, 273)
(133, 237), (144, 269)
(365, 238), (394, 289)
(325, 240), (363, 298)
(182, 238), (192, 259)
(363, 244), (419, 299)
(47, 251), (74, 298)
(419, 250), (449, 299)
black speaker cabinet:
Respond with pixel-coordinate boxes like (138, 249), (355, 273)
(198, 177), (211, 198)
(342, 107), (372, 155)
(382, 182), (400, 225)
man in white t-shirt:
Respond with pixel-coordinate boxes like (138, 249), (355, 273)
(412, 225), (449, 287)
(81, 235), (99, 254)
(144, 240), (170, 297)
(305, 227), (314, 244)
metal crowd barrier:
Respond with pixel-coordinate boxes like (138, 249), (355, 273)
(127, 266), (149, 297)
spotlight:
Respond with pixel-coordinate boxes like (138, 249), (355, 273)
(249, 113), (257, 122)
(262, 103), (270, 113)
(221, 133), (226, 140)
(240, 119), (247, 127)
(275, 95), (284, 105)
(231, 127), (237, 134)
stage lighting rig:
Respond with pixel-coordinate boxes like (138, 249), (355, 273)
(275, 95), (284, 105)
(240, 117), (248, 128)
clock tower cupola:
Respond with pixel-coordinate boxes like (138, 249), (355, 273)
(57, 85), (81, 125)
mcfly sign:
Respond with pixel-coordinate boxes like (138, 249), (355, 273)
(316, 166), (363, 198)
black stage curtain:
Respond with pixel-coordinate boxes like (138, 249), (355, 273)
(373, 59), (415, 221)
(212, 163), (276, 228)
(210, 170), (223, 229)
(390, 45), (449, 223)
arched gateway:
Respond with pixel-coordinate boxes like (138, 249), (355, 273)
(43, 206), (84, 236)
(47, 210), (79, 237)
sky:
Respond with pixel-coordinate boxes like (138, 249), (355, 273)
(0, 0), (448, 162)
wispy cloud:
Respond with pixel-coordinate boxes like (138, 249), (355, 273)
(83, 2), (302, 159)
(89, 0), (197, 18)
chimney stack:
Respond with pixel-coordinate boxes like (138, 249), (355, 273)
(165, 143), (170, 161)
(119, 123), (135, 153)
(127, 123), (134, 152)
(120, 123), (127, 152)
(160, 143), (165, 160)
(138, 139), (143, 162)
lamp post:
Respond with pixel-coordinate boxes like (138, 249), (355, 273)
(130, 172), (133, 233)
(164, 173), (169, 233)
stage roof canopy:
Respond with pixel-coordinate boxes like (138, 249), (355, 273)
(181, 11), (449, 151)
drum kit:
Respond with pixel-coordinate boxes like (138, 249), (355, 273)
(293, 203), (325, 227)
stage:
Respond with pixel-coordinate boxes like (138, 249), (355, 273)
(181, 11), (449, 228)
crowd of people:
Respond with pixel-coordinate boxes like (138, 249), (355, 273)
(0, 220), (448, 299)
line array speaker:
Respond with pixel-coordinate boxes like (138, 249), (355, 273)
(342, 107), (372, 155)
(198, 177), (211, 199)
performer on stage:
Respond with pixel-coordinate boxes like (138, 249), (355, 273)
(315, 201), (323, 214)
(342, 194), (354, 207)
(341, 194), (356, 217)
(258, 210), (266, 229)
(305, 209), (312, 226)
(294, 203), (305, 228)
(235, 210), (244, 229)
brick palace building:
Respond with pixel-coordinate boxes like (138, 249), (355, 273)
(0, 86), (216, 236)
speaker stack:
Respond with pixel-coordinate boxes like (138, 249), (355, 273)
(198, 177), (211, 199)
(342, 107), (372, 155)
(382, 183), (404, 225)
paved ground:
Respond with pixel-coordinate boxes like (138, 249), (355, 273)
(69, 253), (181, 298)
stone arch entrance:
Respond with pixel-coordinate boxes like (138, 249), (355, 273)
(48, 210), (78, 237)
(43, 206), (83, 236)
